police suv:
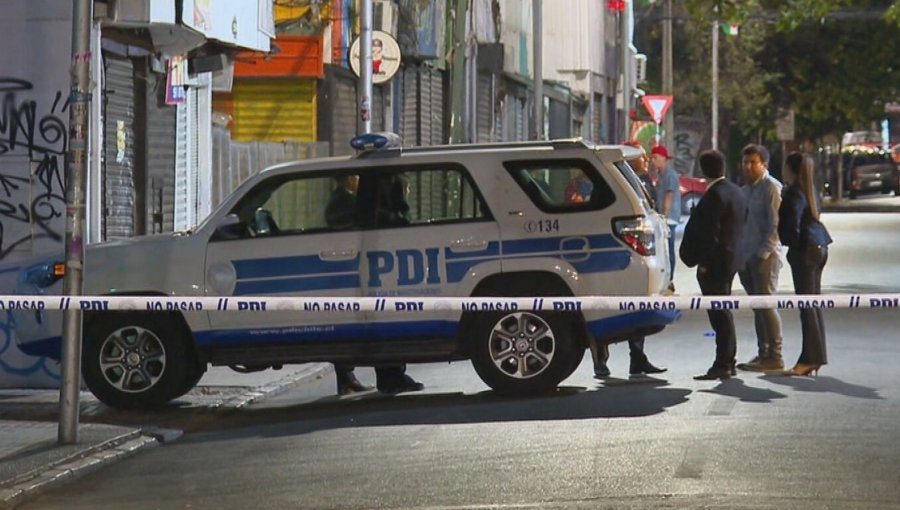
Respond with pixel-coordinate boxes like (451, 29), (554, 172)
(14, 136), (678, 409)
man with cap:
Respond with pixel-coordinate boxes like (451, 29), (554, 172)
(650, 145), (681, 287)
(590, 140), (666, 379)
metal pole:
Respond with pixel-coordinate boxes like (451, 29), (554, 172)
(533, 0), (543, 140)
(620, 2), (630, 141)
(711, 21), (719, 150)
(59, 0), (93, 445)
(449, 0), (467, 143)
(662, 0), (673, 149)
(357, 0), (373, 135)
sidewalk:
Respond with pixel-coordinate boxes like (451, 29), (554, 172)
(0, 362), (331, 508)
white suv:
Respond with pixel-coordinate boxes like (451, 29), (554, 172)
(14, 137), (678, 408)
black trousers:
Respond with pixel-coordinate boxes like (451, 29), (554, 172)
(335, 363), (409, 387)
(787, 245), (828, 365)
(697, 268), (737, 369)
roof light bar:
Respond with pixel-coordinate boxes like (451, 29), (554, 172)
(350, 132), (402, 151)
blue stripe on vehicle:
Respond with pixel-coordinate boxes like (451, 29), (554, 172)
(571, 251), (632, 273)
(232, 254), (360, 279)
(17, 336), (62, 360)
(234, 274), (360, 295)
(586, 309), (681, 340)
(194, 320), (459, 347)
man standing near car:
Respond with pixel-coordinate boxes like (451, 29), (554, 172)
(650, 145), (681, 286)
(681, 150), (747, 380)
(736, 144), (785, 372)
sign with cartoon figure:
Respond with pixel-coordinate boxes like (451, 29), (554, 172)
(349, 30), (402, 84)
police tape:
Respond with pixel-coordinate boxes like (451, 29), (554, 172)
(0, 294), (888, 312)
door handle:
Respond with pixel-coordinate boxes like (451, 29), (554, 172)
(320, 249), (358, 260)
(450, 239), (488, 251)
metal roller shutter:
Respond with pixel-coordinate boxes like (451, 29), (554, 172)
(476, 73), (493, 143)
(103, 55), (136, 240)
(232, 80), (316, 142)
(399, 66), (419, 146)
(424, 68), (444, 145)
(332, 72), (386, 155)
(145, 72), (176, 234)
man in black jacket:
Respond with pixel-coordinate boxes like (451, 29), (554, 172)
(680, 150), (748, 380)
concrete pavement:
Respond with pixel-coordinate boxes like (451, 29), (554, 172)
(0, 362), (332, 509)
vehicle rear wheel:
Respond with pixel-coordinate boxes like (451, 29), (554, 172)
(469, 311), (578, 395)
(82, 313), (201, 409)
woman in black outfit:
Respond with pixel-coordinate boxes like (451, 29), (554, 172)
(778, 152), (833, 376)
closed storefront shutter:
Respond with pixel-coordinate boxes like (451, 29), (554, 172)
(232, 79), (316, 142)
(476, 73), (493, 143)
(327, 65), (386, 156)
(102, 55), (136, 240)
(174, 90), (197, 231)
(548, 98), (570, 139)
(145, 72), (176, 234)
(398, 66), (418, 146)
(424, 67), (444, 145)
(592, 93), (604, 143)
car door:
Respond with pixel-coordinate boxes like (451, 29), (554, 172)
(203, 170), (365, 347)
(359, 163), (498, 344)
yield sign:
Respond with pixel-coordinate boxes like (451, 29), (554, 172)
(642, 95), (673, 124)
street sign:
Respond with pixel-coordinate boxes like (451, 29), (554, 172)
(776, 108), (795, 141)
(642, 95), (673, 125)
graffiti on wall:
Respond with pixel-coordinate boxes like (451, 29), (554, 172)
(673, 117), (707, 177)
(0, 78), (68, 260)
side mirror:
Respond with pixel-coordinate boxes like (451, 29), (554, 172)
(214, 213), (245, 240)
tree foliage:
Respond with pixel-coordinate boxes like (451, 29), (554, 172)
(637, 0), (900, 147)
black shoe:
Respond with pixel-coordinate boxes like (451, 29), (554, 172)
(694, 365), (733, 381)
(630, 359), (667, 375)
(378, 374), (424, 395)
(594, 363), (611, 379)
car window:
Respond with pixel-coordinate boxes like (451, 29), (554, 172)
(614, 160), (653, 208)
(225, 173), (360, 239)
(504, 159), (616, 212)
(369, 166), (490, 228)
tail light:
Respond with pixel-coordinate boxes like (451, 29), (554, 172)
(23, 261), (65, 289)
(613, 216), (656, 256)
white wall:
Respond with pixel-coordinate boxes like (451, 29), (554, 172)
(0, 0), (72, 387)
(542, 0), (606, 95)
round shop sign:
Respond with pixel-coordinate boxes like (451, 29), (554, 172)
(349, 30), (402, 84)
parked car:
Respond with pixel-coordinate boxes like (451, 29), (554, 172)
(824, 145), (899, 199)
(679, 175), (708, 216)
(13, 136), (679, 409)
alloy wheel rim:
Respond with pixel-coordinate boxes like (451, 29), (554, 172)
(488, 312), (555, 379)
(98, 326), (167, 393)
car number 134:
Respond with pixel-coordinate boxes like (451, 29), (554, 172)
(524, 219), (560, 233)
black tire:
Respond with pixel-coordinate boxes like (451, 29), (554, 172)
(82, 313), (201, 409)
(469, 311), (579, 395)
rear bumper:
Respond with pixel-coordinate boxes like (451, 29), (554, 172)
(586, 309), (681, 342)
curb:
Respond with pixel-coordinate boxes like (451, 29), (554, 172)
(0, 362), (332, 508)
(0, 432), (157, 509)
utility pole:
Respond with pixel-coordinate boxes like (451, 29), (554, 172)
(711, 21), (718, 150)
(620, 1), (631, 141)
(533, 0), (543, 140)
(357, 0), (373, 135)
(661, 0), (673, 149)
(450, 0), (467, 143)
(59, 0), (93, 445)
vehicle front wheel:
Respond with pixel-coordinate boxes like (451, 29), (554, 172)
(469, 311), (578, 396)
(82, 313), (201, 409)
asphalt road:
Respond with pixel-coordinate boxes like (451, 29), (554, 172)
(19, 212), (900, 510)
